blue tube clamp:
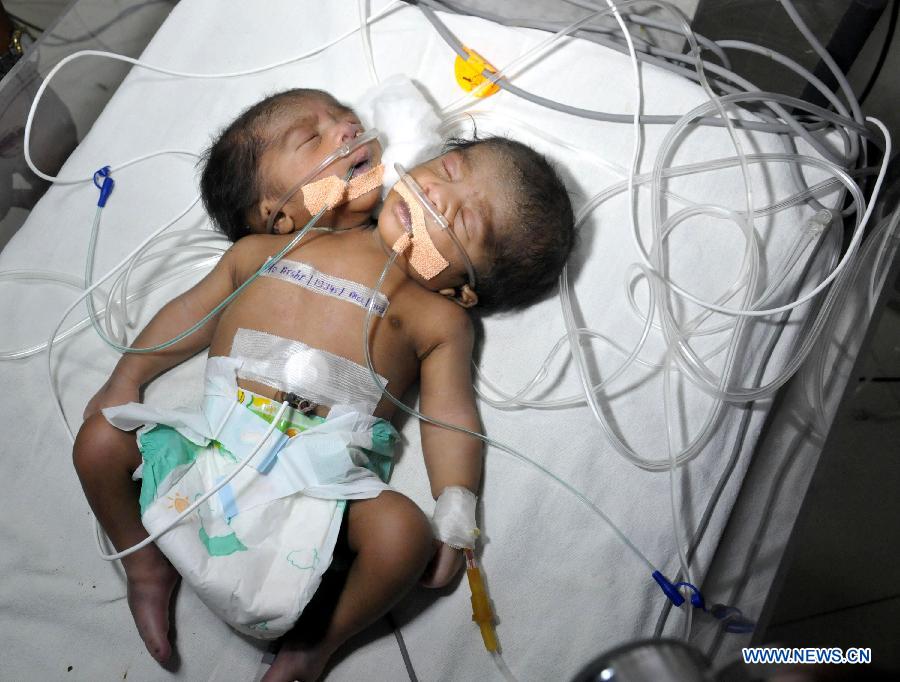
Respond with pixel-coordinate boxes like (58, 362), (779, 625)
(93, 166), (114, 207)
(652, 570), (685, 607)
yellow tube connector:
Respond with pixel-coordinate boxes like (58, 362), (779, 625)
(464, 548), (499, 652)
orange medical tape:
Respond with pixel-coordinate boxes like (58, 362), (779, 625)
(390, 181), (449, 280)
(346, 164), (384, 201)
(301, 175), (347, 214)
(301, 164), (385, 214)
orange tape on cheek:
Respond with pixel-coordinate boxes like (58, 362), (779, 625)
(391, 182), (449, 280)
(300, 164), (385, 214)
(301, 175), (347, 214)
(346, 164), (384, 201)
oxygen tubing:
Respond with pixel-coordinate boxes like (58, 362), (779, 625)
(360, 249), (657, 571)
(22, 0), (405, 184)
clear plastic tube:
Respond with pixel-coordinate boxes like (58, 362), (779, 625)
(804, 210), (900, 430)
(550, 6), (755, 471)
(656, 133), (885, 405)
(74, 130), (375, 359)
(394, 162), (476, 288)
(868, 206), (900, 308)
(452, 67), (887, 472)
(777, 0), (864, 128)
(560, 0), (732, 70)
(80, 201), (330, 356)
(113, 229), (228, 332)
(574, 153), (859, 228)
(645, 110), (886, 318)
(473, 328), (661, 409)
(0, 270), (107, 358)
(103, 246), (226, 343)
(361, 249), (657, 570)
(454, 101), (852, 464)
(359, 0), (380, 85)
(48, 195), (226, 438)
(96, 400), (290, 561)
(437, 2), (636, 118)
(422, 0), (891, 563)
(23, 1), (404, 184)
(663, 349), (693, 640)
(425, 0), (870, 147)
(0, 258), (218, 361)
(623, 213), (823, 350)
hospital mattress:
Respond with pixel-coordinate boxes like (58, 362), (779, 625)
(0, 1), (844, 679)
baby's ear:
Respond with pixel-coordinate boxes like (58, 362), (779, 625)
(258, 198), (296, 234)
(270, 211), (296, 235)
(438, 284), (479, 309)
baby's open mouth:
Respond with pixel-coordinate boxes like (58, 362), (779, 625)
(348, 147), (372, 178)
(396, 197), (412, 233)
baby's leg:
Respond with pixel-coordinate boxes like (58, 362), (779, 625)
(72, 414), (179, 665)
(263, 491), (433, 682)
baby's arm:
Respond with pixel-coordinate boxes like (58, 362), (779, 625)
(417, 309), (482, 587)
(83, 237), (253, 417)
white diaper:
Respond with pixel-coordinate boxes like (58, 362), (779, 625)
(103, 356), (397, 638)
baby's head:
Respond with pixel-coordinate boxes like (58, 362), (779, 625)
(379, 136), (575, 312)
(200, 89), (382, 240)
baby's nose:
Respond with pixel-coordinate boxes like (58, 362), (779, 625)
(336, 120), (363, 145)
(422, 181), (455, 223)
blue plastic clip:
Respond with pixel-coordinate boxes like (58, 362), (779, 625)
(710, 604), (755, 633)
(655, 572), (756, 634)
(93, 166), (114, 207)
(675, 581), (706, 610)
(652, 571), (685, 607)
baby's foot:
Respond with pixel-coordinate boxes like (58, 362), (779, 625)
(261, 642), (332, 682)
(124, 550), (180, 664)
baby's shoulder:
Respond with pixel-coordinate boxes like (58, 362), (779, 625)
(403, 290), (473, 348)
(226, 233), (299, 278)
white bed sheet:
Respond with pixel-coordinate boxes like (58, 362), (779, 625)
(0, 1), (840, 680)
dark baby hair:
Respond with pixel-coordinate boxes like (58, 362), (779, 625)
(199, 88), (335, 241)
(447, 136), (575, 312)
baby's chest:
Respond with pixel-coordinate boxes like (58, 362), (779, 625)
(215, 263), (420, 384)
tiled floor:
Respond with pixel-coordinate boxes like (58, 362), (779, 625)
(3, 0), (899, 676)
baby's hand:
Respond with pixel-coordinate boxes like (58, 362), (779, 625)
(83, 376), (139, 419)
(419, 541), (464, 589)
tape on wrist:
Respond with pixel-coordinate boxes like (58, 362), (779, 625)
(431, 486), (479, 549)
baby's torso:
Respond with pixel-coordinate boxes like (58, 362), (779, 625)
(207, 227), (442, 419)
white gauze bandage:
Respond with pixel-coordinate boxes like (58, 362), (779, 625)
(432, 486), (479, 549)
(354, 74), (443, 199)
(230, 328), (387, 415)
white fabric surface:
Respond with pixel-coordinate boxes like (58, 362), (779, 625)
(0, 1), (839, 680)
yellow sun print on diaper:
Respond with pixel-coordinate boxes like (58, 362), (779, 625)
(167, 492), (190, 513)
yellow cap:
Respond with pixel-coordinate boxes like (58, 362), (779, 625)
(454, 46), (500, 98)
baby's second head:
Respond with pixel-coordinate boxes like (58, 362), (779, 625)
(200, 89), (382, 240)
(379, 136), (575, 312)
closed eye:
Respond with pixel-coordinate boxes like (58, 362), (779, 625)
(296, 134), (318, 151)
(454, 212), (468, 238)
